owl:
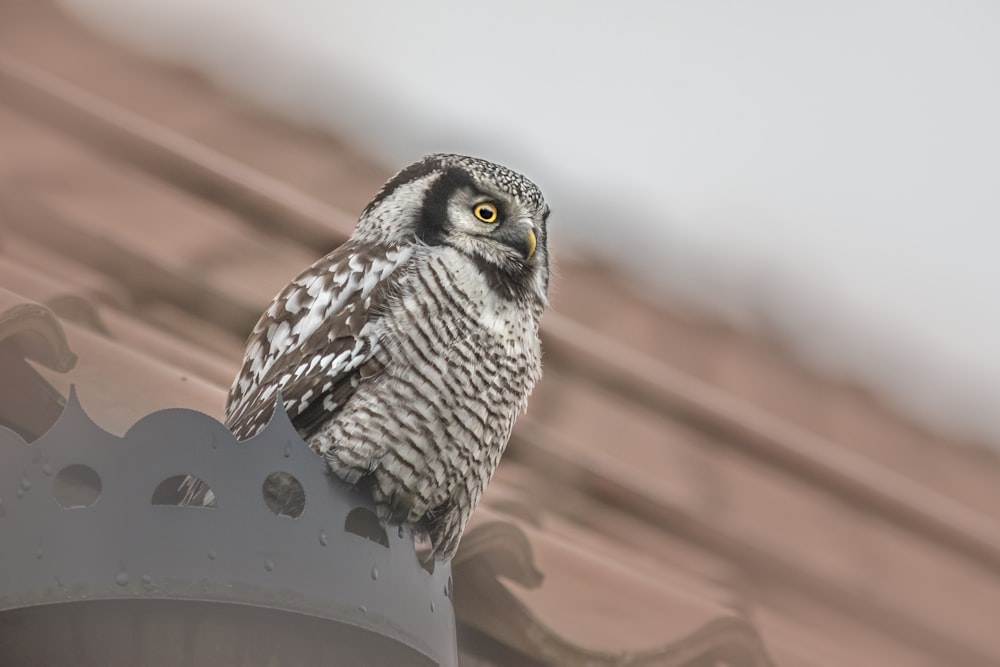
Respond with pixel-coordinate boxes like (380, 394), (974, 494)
(215, 154), (550, 560)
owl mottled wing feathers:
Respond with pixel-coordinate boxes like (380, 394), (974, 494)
(225, 242), (413, 440)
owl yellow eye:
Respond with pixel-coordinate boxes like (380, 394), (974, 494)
(473, 202), (498, 223)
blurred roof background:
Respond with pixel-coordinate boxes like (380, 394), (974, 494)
(3, 2), (1000, 665)
(57, 0), (1000, 449)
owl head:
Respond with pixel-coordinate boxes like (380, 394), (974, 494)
(356, 154), (551, 303)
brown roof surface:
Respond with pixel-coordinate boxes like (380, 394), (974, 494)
(4, 3), (1000, 665)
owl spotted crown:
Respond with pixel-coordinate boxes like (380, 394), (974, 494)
(0, 389), (457, 666)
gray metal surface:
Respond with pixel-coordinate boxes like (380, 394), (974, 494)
(0, 389), (457, 666)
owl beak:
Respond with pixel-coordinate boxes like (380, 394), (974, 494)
(526, 229), (537, 260)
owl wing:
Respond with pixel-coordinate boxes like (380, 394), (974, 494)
(225, 241), (414, 440)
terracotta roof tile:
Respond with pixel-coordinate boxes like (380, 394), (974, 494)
(0, 109), (319, 331)
(96, 305), (237, 390)
(754, 609), (926, 667)
(0, 281), (225, 434)
(135, 300), (247, 363)
(487, 462), (737, 592)
(485, 461), (956, 667)
(36, 317), (225, 434)
(0, 1), (388, 219)
(0, 231), (130, 310)
(0, 289), (75, 440)
(509, 409), (1000, 664)
(457, 511), (773, 667)
(555, 258), (1000, 525)
(0, 254), (110, 331)
(0, 288), (77, 373)
(0, 249), (237, 389)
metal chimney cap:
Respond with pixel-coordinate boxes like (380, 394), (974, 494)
(0, 388), (457, 666)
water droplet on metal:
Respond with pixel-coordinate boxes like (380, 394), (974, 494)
(319, 531), (328, 546)
(141, 574), (152, 586)
(20, 478), (31, 491)
(370, 566), (379, 581)
(115, 572), (129, 586)
(41, 464), (52, 476)
(397, 525), (405, 539)
(264, 559), (275, 572)
(207, 550), (216, 560)
(15, 489), (23, 499)
(35, 549), (43, 560)
(430, 602), (436, 612)
(283, 441), (292, 458)
(358, 605), (367, 616)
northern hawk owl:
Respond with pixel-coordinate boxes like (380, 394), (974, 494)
(212, 154), (550, 560)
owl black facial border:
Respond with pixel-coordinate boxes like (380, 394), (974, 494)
(415, 167), (477, 248)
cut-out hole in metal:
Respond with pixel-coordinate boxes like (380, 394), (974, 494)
(53, 464), (102, 508)
(152, 475), (216, 507)
(418, 549), (435, 575)
(262, 472), (305, 518)
(414, 532), (435, 574)
(344, 507), (389, 548)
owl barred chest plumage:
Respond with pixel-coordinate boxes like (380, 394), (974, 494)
(220, 154), (551, 560)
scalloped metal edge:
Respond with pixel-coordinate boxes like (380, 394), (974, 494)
(0, 386), (457, 666)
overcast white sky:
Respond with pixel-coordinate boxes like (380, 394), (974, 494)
(61, 0), (1000, 447)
